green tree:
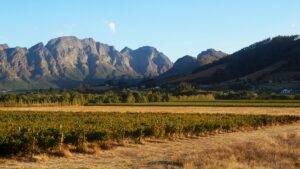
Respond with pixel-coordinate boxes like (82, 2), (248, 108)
(63, 92), (71, 104)
(176, 82), (193, 93)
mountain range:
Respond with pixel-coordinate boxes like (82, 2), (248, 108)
(1, 35), (300, 90)
(156, 35), (300, 85)
(161, 49), (227, 78)
(0, 36), (173, 90)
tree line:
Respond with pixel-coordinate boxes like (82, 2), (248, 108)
(0, 90), (171, 106)
(0, 82), (299, 106)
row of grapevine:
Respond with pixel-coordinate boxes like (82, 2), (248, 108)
(0, 111), (299, 156)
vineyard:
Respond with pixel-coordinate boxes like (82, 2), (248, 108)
(0, 111), (299, 157)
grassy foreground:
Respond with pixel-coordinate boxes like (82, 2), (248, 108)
(0, 111), (299, 157)
(159, 130), (300, 169)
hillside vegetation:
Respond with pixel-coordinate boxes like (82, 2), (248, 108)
(158, 35), (300, 85)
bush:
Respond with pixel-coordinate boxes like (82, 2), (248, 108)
(64, 129), (85, 146)
(176, 82), (194, 93)
(36, 129), (61, 151)
(86, 130), (112, 142)
(0, 128), (35, 156)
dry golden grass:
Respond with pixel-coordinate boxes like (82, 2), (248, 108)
(0, 106), (300, 115)
(30, 154), (49, 162)
(75, 143), (100, 155)
(162, 131), (300, 169)
(50, 146), (72, 157)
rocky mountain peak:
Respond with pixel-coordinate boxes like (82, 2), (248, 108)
(29, 42), (44, 52)
(81, 37), (96, 43)
(197, 48), (227, 59)
(0, 44), (9, 50)
(126, 46), (173, 77)
(178, 55), (197, 61)
(160, 55), (199, 77)
(160, 49), (226, 78)
(133, 46), (157, 56)
(0, 36), (174, 90)
(197, 48), (227, 65)
(120, 47), (132, 54)
(46, 36), (82, 50)
(172, 55), (198, 68)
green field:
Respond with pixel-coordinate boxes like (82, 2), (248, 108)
(0, 111), (299, 157)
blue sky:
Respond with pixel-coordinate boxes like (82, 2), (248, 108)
(0, 0), (299, 61)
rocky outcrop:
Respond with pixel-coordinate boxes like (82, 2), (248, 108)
(0, 36), (173, 90)
(197, 48), (227, 65)
(161, 49), (226, 77)
(121, 46), (173, 77)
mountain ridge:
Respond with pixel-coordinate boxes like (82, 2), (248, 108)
(0, 36), (173, 90)
(161, 49), (227, 78)
(2, 35), (300, 90)
(155, 35), (300, 85)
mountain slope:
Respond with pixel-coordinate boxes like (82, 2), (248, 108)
(121, 46), (173, 77)
(161, 55), (200, 77)
(160, 49), (227, 78)
(197, 48), (227, 65)
(0, 36), (173, 90)
(161, 35), (300, 84)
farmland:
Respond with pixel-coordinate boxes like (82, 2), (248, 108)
(0, 100), (300, 168)
(0, 111), (299, 157)
(1, 121), (300, 169)
(1, 105), (300, 116)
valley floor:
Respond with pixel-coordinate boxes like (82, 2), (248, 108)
(1, 123), (299, 169)
(0, 106), (300, 116)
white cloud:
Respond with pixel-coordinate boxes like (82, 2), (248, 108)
(108, 21), (116, 33)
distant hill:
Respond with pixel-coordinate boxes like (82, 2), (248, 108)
(161, 49), (226, 77)
(197, 48), (227, 65)
(154, 35), (300, 85)
(0, 36), (173, 90)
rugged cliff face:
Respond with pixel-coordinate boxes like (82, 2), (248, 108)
(0, 36), (173, 90)
(121, 46), (173, 77)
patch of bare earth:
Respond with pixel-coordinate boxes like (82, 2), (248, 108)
(0, 106), (300, 116)
(1, 123), (299, 169)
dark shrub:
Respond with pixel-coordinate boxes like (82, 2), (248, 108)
(86, 130), (111, 142)
(36, 129), (60, 151)
(0, 128), (34, 156)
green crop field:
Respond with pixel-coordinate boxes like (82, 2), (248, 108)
(0, 111), (299, 157)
